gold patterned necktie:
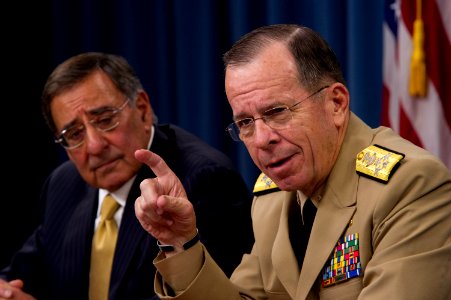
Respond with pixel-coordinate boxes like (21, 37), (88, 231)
(89, 194), (120, 300)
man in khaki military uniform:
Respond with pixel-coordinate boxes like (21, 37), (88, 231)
(134, 24), (451, 299)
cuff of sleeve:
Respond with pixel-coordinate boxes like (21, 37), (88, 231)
(154, 242), (204, 292)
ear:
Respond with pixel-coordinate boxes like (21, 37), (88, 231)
(326, 83), (349, 128)
(134, 91), (154, 127)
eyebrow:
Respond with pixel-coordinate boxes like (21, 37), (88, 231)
(87, 104), (119, 115)
(60, 103), (118, 131)
(61, 120), (80, 132)
(233, 100), (292, 121)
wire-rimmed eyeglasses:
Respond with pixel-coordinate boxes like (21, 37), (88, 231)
(54, 99), (130, 150)
(226, 86), (329, 142)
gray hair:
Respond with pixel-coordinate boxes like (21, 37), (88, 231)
(41, 52), (145, 134)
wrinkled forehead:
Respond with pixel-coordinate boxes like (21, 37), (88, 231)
(227, 68), (299, 115)
(51, 72), (125, 128)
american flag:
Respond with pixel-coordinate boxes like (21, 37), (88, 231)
(382, 0), (451, 170)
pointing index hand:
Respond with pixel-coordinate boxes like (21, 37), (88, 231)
(135, 149), (187, 199)
(134, 149), (196, 247)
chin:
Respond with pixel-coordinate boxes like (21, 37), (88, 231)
(277, 183), (298, 192)
(273, 175), (303, 192)
(97, 174), (126, 191)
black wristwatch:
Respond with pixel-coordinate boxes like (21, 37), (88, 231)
(157, 229), (200, 252)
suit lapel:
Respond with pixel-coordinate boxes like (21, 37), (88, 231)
(272, 192), (301, 299)
(296, 196), (356, 299)
(60, 186), (98, 295)
(270, 191), (356, 299)
(295, 113), (375, 298)
(109, 126), (169, 294)
(110, 186), (150, 288)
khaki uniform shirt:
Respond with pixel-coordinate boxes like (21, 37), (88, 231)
(154, 113), (451, 299)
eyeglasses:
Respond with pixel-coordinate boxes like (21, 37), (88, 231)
(226, 86), (329, 142)
(55, 99), (130, 150)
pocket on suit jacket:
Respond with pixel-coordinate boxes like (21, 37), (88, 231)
(319, 277), (362, 300)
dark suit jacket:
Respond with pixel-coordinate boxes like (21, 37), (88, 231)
(1, 124), (254, 300)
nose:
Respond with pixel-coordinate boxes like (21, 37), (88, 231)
(251, 118), (278, 147)
(84, 123), (108, 153)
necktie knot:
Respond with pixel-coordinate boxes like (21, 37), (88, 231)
(101, 194), (120, 221)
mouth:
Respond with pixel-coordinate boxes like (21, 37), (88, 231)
(91, 157), (118, 172)
(266, 154), (294, 170)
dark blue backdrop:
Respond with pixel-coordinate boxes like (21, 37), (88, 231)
(48, 0), (383, 188)
(2, 0), (383, 268)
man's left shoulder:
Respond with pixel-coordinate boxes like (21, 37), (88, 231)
(355, 144), (405, 184)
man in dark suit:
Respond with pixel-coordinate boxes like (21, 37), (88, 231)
(0, 52), (254, 300)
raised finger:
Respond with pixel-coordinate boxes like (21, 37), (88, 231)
(135, 149), (173, 178)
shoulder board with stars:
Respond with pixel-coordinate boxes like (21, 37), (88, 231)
(355, 144), (405, 183)
(253, 173), (280, 196)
